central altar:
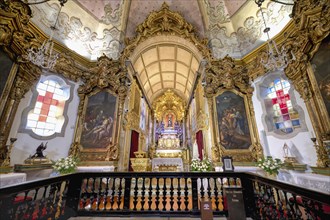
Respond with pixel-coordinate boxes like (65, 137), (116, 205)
(150, 91), (186, 172)
(152, 128), (184, 171)
(152, 119), (184, 171)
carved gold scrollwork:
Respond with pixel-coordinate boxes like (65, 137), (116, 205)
(205, 56), (262, 163)
(196, 110), (208, 131)
(211, 145), (220, 162)
(153, 90), (186, 122)
(53, 53), (84, 82)
(0, 61), (41, 150)
(79, 55), (127, 94)
(106, 144), (119, 161)
(120, 2), (212, 66)
(283, 0), (330, 167)
(72, 55), (129, 163)
(204, 56), (253, 98)
(68, 142), (81, 159)
(123, 111), (140, 131)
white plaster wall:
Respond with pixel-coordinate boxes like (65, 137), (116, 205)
(252, 77), (317, 166)
(8, 79), (80, 166)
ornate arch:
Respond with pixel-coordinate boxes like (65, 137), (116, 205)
(120, 2), (212, 67)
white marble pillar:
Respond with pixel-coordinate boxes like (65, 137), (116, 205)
(260, 130), (270, 156)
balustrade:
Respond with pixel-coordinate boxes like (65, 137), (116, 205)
(0, 172), (329, 219)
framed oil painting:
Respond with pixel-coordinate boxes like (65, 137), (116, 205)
(215, 91), (251, 150)
(0, 49), (15, 117)
(311, 35), (330, 118)
(81, 91), (117, 149)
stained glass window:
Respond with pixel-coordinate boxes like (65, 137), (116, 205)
(27, 79), (70, 136)
(267, 78), (300, 134)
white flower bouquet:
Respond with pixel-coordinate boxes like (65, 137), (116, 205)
(52, 156), (78, 175)
(257, 156), (282, 175)
(191, 157), (212, 172)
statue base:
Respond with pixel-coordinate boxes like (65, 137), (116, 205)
(283, 157), (307, 171)
(24, 156), (52, 165)
(310, 167), (330, 176)
(14, 163), (53, 172)
(0, 166), (14, 173)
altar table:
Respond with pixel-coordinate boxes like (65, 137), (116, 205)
(152, 158), (183, 171)
(0, 172), (27, 188)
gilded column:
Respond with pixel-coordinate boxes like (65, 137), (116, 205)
(0, 63), (41, 149)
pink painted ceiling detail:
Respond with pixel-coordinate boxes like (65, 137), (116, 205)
(223, 0), (247, 16)
(74, 0), (122, 21)
(125, 0), (205, 38)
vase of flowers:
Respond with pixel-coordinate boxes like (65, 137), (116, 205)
(191, 157), (212, 172)
(257, 156), (282, 178)
(52, 156), (78, 175)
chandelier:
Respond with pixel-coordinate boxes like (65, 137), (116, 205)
(255, 0), (294, 72)
(26, 0), (67, 70)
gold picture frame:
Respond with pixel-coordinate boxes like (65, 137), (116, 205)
(74, 89), (118, 162)
(213, 89), (262, 163)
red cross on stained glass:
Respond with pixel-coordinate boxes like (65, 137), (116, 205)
(36, 91), (62, 122)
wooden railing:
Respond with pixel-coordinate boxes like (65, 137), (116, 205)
(0, 172), (329, 219)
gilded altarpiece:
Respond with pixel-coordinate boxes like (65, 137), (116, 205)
(70, 55), (128, 164)
(205, 57), (263, 163)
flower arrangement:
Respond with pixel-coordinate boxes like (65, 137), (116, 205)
(52, 156), (78, 175)
(257, 156), (282, 175)
(191, 157), (212, 172)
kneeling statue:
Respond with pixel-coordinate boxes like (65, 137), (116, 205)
(32, 142), (47, 158)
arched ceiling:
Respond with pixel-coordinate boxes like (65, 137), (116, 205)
(26, 0), (293, 103)
(133, 44), (199, 102)
(129, 35), (204, 103)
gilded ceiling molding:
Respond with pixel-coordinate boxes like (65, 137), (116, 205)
(121, 2), (212, 66)
(152, 90), (186, 123)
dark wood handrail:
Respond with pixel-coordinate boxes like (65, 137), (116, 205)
(0, 172), (329, 220)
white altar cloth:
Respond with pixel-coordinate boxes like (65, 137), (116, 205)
(215, 166), (330, 193)
(152, 158), (183, 171)
(77, 166), (115, 172)
(278, 170), (330, 193)
(0, 173), (27, 188)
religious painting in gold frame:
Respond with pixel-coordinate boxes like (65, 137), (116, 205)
(0, 50), (15, 117)
(213, 89), (258, 162)
(76, 89), (118, 161)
